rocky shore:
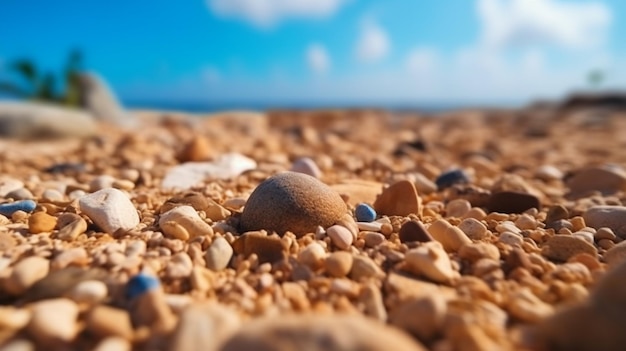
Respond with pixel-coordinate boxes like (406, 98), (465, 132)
(1, 105), (626, 351)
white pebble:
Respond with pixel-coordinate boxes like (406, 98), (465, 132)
(327, 225), (353, 250)
(79, 188), (139, 234)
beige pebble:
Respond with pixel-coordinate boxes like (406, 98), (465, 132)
(405, 241), (457, 284)
(0, 306), (31, 330)
(0, 339), (35, 351)
(506, 288), (553, 323)
(594, 227), (616, 241)
(93, 337), (131, 351)
(357, 221), (382, 232)
(324, 251), (353, 277)
(28, 212), (57, 234)
(427, 219), (472, 252)
(583, 206), (626, 238)
(603, 241), (626, 266)
(373, 180), (422, 217)
(5, 256), (49, 295)
(327, 225), (354, 250)
(66, 280), (107, 305)
(573, 231), (594, 244)
(232, 232), (286, 264)
(86, 305), (134, 339)
(27, 298), (79, 343)
(222, 197), (247, 210)
(542, 235), (598, 262)
(463, 207), (487, 220)
(205, 200), (231, 221)
(159, 205), (213, 240)
(170, 303), (241, 351)
(205, 236), (234, 271)
(515, 213), (538, 230)
(298, 242), (327, 269)
(389, 294), (447, 342)
(51, 247), (88, 270)
(458, 217), (488, 240)
(166, 252), (194, 279)
(360, 282), (387, 322)
(499, 231), (524, 247)
(458, 242), (500, 262)
(445, 199), (471, 218)
(363, 231), (385, 247)
(290, 157), (322, 178)
(350, 255), (384, 281)
(495, 221), (521, 234)
(336, 213), (359, 240)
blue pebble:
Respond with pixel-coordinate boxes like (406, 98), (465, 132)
(355, 203), (377, 222)
(0, 200), (37, 216)
(126, 274), (160, 299)
(435, 169), (469, 190)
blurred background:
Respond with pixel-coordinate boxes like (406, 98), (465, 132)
(1, 0), (625, 112)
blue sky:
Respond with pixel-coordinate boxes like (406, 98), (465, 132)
(1, 0), (625, 108)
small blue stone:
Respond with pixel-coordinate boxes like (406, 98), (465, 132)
(0, 200), (37, 216)
(355, 203), (376, 222)
(435, 169), (469, 190)
(126, 274), (160, 299)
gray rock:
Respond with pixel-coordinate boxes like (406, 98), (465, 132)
(0, 101), (97, 139)
(77, 72), (134, 126)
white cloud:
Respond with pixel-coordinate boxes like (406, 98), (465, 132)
(478, 0), (612, 50)
(208, 0), (349, 27)
(306, 44), (330, 74)
(356, 21), (390, 63)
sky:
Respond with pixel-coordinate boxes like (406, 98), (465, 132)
(1, 0), (625, 109)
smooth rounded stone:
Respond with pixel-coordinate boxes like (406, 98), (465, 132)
(219, 314), (427, 351)
(6, 188), (34, 200)
(515, 213), (538, 230)
(458, 218), (488, 240)
(445, 199), (471, 218)
(170, 303), (241, 351)
(222, 197), (247, 210)
(363, 231), (385, 247)
(93, 337), (131, 351)
(0, 178), (24, 197)
(205, 201), (231, 222)
(161, 153), (257, 190)
(573, 231), (594, 244)
(603, 241), (626, 266)
(535, 165), (563, 181)
(458, 242), (500, 262)
(66, 280), (108, 305)
(126, 274), (160, 300)
(28, 212), (57, 234)
(0, 101), (97, 138)
(159, 205), (214, 241)
(78, 72), (133, 125)
(0, 232), (16, 252)
(327, 225), (354, 250)
(350, 255), (384, 281)
(27, 298), (79, 343)
(68, 190), (86, 200)
(177, 136), (212, 162)
(330, 180), (384, 206)
(78, 188), (139, 235)
(51, 247), (88, 270)
(165, 253), (194, 279)
(499, 231), (524, 247)
(542, 235), (598, 262)
(356, 221), (382, 232)
(389, 294), (447, 342)
(89, 175), (116, 192)
(232, 232), (286, 264)
(405, 241), (457, 284)
(355, 203), (376, 222)
(413, 173), (438, 195)
(566, 165), (626, 196)
(336, 213), (359, 239)
(0, 306), (31, 331)
(240, 172), (347, 236)
(373, 180), (422, 217)
(486, 191), (540, 214)
(427, 219), (472, 252)
(160, 192), (210, 214)
(399, 220), (433, 243)
(298, 242), (327, 269)
(42, 189), (64, 202)
(583, 206), (626, 238)
(290, 157), (322, 178)
(0, 339), (35, 351)
(56, 217), (88, 241)
(435, 169), (469, 190)
(0, 200), (37, 217)
(5, 256), (49, 295)
(360, 282), (387, 321)
(205, 236), (234, 271)
(324, 251), (353, 277)
(86, 305), (134, 339)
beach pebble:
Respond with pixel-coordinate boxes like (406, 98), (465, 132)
(166, 252), (194, 279)
(205, 201), (231, 221)
(487, 191), (540, 214)
(542, 235), (598, 262)
(435, 169), (469, 190)
(327, 225), (354, 250)
(298, 242), (327, 269)
(159, 205), (214, 240)
(290, 157), (322, 178)
(427, 219), (472, 252)
(240, 172), (347, 236)
(445, 199), (471, 218)
(93, 337), (131, 351)
(0, 339), (34, 351)
(27, 298), (79, 343)
(162, 153), (257, 190)
(330, 180), (383, 206)
(89, 175), (115, 192)
(51, 247), (88, 270)
(0, 306), (31, 331)
(535, 165), (563, 181)
(170, 303), (241, 351)
(405, 241), (457, 284)
(6, 187), (34, 200)
(499, 231), (524, 247)
(66, 280), (108, 305)
(583, 206), (626, 238)
(42, 189), (64, 202)
(389, 294), (447, 341)
(28, 212), (57, 234)
(232, 232), (286, 264)
(56, 217), (87, 241)
(357, 221), (382, 232)
(324, 251), (353, 277)
(355, 203), (376, 222)
(205, 236), (233, 271)
(126, 274), (160, 300)
(566, 166), (626, 196)
(413, 173), (438, 194)
(0, 178), (24, 197)
(459, 242), (500, 262)
(506, 288), (553, 323)
(458, 217), (488, 240)
(177, 136), (211, 162)
(363, 231), (385, 247)
(19, 267), (104, 303)
(219, 314), (426, 351)
(86, 305), (134, 339)
(0, 200), (36, 217)
(350, 255), (384, 281)
(373, 180), (422, 217)
(603, 241), (626, 266)
(79, 188), (139, 235)
(5, 256), (49, 295)
(399, 220), (433, 243)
